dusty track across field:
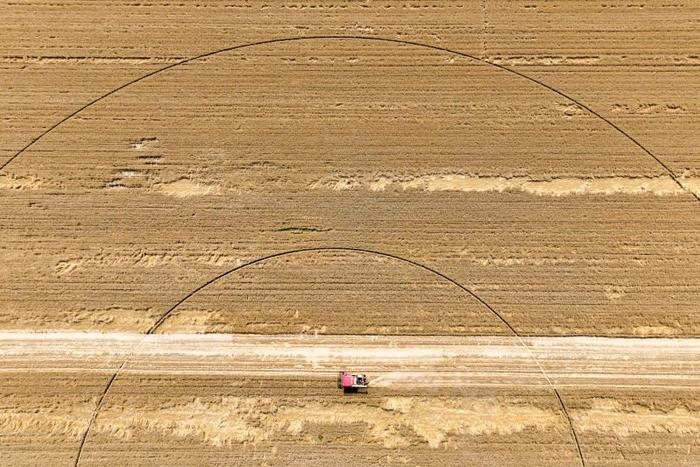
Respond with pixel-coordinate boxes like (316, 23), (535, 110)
(2, 333), (699, 388)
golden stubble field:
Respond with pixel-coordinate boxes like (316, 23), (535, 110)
(1, 1), (699, 465)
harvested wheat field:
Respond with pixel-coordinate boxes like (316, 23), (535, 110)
(1, 1), (699, 466)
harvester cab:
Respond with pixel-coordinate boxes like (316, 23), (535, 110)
(338, 372), (369, 393)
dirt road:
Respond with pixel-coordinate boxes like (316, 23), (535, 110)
(2, 333), (699, 388)
(2, 333), (699, 465)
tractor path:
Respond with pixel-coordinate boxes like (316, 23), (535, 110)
(1, 333), (699, 389)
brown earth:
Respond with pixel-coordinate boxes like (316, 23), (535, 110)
(2, 334), (699, 466)
(1, 1), (699, 337)
(1, 1), (699, 465)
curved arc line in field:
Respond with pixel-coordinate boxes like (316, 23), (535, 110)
(145, 246), (517, 335)
(1, 35), (695, 203)
(74, 246), (586, 467)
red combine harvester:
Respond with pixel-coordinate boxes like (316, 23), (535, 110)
(338, 372), (369, 393)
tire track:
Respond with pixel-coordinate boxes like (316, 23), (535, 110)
(2, 35), (695, 202)
(72, 246), (586, 467)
